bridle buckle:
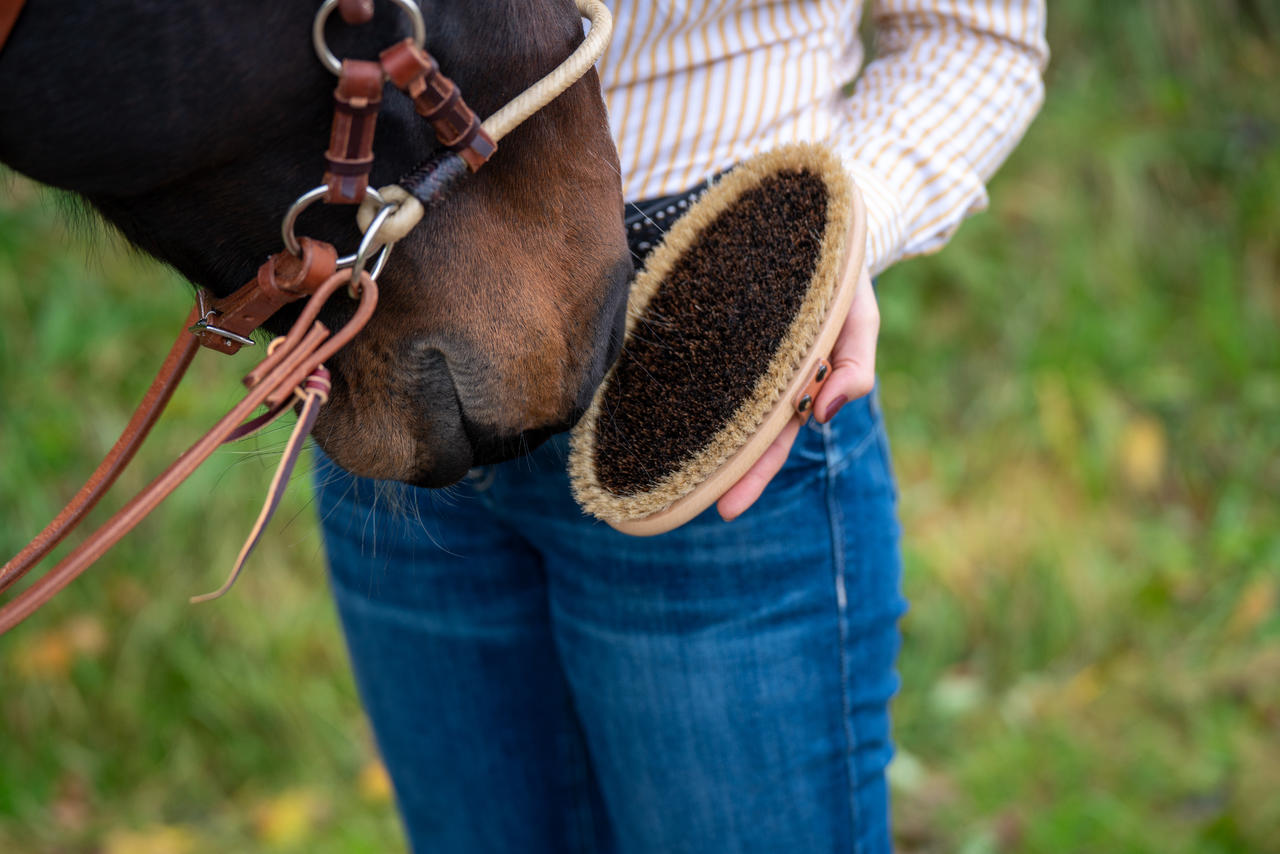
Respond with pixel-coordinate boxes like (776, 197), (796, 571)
(189, 314), (257, 349)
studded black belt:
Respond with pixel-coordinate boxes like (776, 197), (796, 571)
(624, 172), (727, 265)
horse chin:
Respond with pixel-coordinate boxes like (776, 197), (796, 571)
(463, 415), (582, 467)
(314, 410), (578, 488)
(308, 345), (471, 486)
(310, 348), (583, 487)
(311, 420), (474, 489)
(312, 353), (601, 486)
(403, 456), (475, 489)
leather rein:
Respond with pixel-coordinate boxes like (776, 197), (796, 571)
(0, 0), (613, 634)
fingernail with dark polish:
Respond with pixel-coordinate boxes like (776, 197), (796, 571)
(822, 395), (847, 423)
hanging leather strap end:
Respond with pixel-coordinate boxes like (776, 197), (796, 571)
(191, 366), (332, 605)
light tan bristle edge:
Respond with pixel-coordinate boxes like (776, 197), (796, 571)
(568, 142), (862, 526)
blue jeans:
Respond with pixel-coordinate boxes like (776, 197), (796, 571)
(316, 390), (906, 854)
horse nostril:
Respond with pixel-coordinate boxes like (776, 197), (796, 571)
(406, 346), (474, 486)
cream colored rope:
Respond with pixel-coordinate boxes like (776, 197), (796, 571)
(357, 185), (421, 241)
(358, 0), (613, 240)
(482, 0), (613, 142)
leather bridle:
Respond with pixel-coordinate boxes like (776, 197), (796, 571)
(0, 0), (613, 633)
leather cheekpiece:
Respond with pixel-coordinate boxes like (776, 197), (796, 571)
(380, 39), (497, 172)
(325, 59), (385, 203)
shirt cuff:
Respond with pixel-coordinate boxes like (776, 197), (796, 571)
(838, 155), (908, 277)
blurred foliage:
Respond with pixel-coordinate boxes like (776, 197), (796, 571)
(1, 0), (1278, 851)
(0, 137), (402, 853)
(877, 1), (1280, 851)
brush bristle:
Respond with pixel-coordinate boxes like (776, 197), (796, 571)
(569, 142), (854, 524)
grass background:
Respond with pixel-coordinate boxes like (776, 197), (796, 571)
(2, 1), (1278, 851)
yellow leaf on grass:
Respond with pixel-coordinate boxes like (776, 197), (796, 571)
(358, 759), (393, 804)
(16, 629), (73, 679)
(1119, 415), (1167, 492)
(103, 825), (196, 854)
(253, 789), (326, 847)
(1228, 578), (1277, 637)
(14, 616), (109, 680)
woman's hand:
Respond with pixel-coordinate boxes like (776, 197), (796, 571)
(716, 263), (879, 521)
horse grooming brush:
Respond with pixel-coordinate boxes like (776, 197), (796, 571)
(569, 142), (867, 536)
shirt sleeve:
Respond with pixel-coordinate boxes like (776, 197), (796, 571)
(834, 0), (1049, 274)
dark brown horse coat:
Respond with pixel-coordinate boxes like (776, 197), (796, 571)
(0, 0), (632, 486)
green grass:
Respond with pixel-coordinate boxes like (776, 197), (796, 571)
(0, 179), (401, 850)
(2, 1), (1278, 851)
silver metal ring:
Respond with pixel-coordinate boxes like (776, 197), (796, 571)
(281, 185), (388, 258)
(345, 201), (395, 283)
(312, 0), (427, 76)
(367, 239), (391, 280)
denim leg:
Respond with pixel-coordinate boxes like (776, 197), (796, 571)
(491, 392), (906, 854)
(821, 396), (905, 852)
(315, 460), (605, 854)
(317, 391), (905, 854)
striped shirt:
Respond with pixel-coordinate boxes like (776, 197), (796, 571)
(597, 0), (1049, 274)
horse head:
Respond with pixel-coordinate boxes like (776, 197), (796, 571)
(0, 0), (631, 487)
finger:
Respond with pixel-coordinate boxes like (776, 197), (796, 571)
(717, 417), (803, 522)
(816, 266), (878, 423)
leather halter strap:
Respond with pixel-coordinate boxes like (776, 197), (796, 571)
(0, 0), (25, 55)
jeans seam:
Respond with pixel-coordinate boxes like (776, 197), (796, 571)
(821, 421), (863, 854)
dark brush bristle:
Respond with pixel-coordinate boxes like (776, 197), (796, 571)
(594, 169), (828, 495)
